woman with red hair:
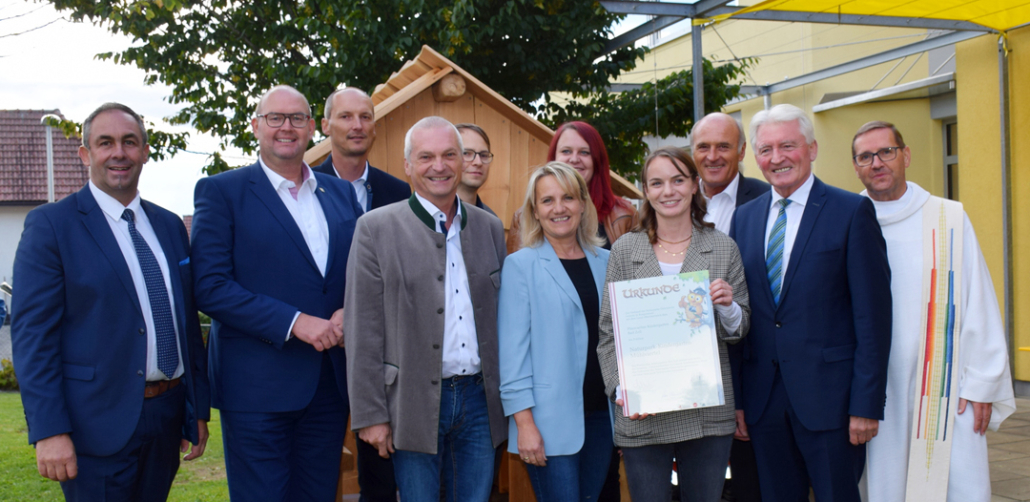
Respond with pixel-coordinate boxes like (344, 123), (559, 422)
(507, 121), (637, 254)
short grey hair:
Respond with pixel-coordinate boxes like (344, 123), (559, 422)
(324, 87), (373, 120)
(81, 103), (148, 148)
(255, 85), (311, 116)
(749, 104), (815, 149)
(690, 112), (746, 153)
(403, 116), (463, 160)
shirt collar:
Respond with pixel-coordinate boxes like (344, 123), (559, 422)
(330, 160), (370, 184)
(702, 172), (740, 202)
(259, 156), (317, 192)
(410, 192), (466, 233)
(770, 172), (815, 208)
(89, 180), (142, 221)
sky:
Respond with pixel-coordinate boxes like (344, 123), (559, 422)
(1, 2), (648, 217)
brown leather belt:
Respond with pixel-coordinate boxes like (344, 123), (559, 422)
(144, 377), (181, 399)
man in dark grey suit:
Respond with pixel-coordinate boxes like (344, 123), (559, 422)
(315, 87), (411, 214)
(691, 111), (768, 502)
(344, 116), (507, 502)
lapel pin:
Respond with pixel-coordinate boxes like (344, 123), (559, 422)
(319, 187), (325, 193)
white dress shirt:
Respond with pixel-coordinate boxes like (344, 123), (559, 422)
(89, 182), (183, 381)
(259, 158), (330, 340)
(414, 193), (481, 378)
(329, 160), (370, 213)
(764, 173), (815, 281)
(702, 173), (740, 235)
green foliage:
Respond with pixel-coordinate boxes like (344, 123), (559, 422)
(47, 0), (646, 175)
(0, 360), (17, 391)
(542, 58), (754, 179)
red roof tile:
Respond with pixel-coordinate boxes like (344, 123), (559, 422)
(0, 110), (88, 204)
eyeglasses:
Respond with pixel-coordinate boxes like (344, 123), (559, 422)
(255, 112), (311, 128)
(853, 146), (900, 167)
(462, 150), (494, 164)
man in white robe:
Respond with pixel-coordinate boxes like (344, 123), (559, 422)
(852, 121), (1016, 502)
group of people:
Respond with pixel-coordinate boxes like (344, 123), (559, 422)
(9, 81), (1015, 502)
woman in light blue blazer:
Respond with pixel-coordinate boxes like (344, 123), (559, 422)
(498, 162), (614, 502)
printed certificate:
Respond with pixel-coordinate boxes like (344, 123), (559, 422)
(608, 270), (724, 416)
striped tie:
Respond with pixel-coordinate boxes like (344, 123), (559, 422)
(122, 209), (179, 379)
(766, 199), (791, 305)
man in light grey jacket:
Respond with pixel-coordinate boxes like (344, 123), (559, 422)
(344, 116), (507, 502)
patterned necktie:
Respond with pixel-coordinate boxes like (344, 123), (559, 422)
(122, 209), (178, 379)
(766, 199), (791, 305)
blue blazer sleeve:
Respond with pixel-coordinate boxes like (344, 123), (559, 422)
(497, 252), (535, 416)
(190, 176), (299, 348)
(11, 209), (73, 444)
(844, 197), (892, 420)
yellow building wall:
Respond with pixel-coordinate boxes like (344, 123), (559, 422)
(956, 29), (1030, 380)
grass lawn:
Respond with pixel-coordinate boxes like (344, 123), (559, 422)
(0, 391), (228, 501)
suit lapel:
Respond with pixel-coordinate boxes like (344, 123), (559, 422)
(77, 187), (144, 317)
(143, 201), (187, 331)
(746, 192), (778, 309)
(314, 183), (339, 277)
(680, 226), (713, 275)
(779, 177), (826, 306)
(246, 165), (321, 275)
(538, 240), (583, 311)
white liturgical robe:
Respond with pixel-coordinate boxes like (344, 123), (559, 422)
(860, 182), (1016, 502)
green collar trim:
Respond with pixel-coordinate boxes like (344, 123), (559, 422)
(407, 193), (467, 232)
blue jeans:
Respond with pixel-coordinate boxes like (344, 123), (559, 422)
(524, 409), (614, 502)
(392, 373), (495, 502)
(622, 434), (733, 502)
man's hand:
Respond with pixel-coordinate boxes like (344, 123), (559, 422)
(359, 423), (395, 459)
(734, 409), (750, 441)
(330, 308), (345, 347)
(291, 313), (343, 351)
(958, 398), (993, 435)
(710, 278), (734, 307)
(182, 420), (209, 461)
(36, 433), (77, 481)
(849, 416), (879, 445)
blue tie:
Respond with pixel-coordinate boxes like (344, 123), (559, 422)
(766, 199), (791, 305)
(122, 209), (178, 379)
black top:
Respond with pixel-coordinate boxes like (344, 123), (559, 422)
(560, 257), (607, 413)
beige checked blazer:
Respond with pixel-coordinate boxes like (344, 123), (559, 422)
(598, 226), (750, 447)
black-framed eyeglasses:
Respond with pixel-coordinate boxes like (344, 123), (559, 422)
(853, 146), (900, 167)
(255, 112), (311, 128)
(462, 150), (494, 164)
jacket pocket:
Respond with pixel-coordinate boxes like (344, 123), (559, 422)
(63, 363), (95, 381)
(384, 363), (399, 386)
(822, 344), (856, 363)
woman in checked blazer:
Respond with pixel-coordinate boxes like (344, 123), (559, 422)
(597, 146), (750, 502)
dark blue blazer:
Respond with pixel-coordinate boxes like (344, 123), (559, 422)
(191, 163), (362, 412)
(729, 176), (891, 432)
(728, 173), (770, 402)
(312, 156), (411, 211)
(12, 186), (210, 456)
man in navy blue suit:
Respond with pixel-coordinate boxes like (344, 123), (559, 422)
(691, 111), (768, 502)
(13, 102), (210, 501)
(730, 104), (891, 502)
(315, 86), (410, 502)
(191, 85), (363, 501)
(315, 87), (411, 213)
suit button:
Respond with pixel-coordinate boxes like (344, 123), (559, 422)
(437, 275), (443, 281)
(433, 344), (440, 349)
(431, 380), (439, 385)
(139, 328), (145, 335)
(323, 287), (328, 294)
(437, 308), (444, 314)
(437, 243), (443, 249)
(138, 370), (144, 376)
(775, 322), (782, 328)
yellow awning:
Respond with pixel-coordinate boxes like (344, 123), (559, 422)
(716, 0), (1030, 33)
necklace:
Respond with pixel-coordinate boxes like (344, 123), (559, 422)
(657, 241), (690, 256)
(657, 234), (692, 245)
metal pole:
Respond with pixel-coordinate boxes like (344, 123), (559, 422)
(763, 93), (772, 110)
(998, 38), (1015, 384)
(44, 124), (55, 203)
(692, 22), (705, 123)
